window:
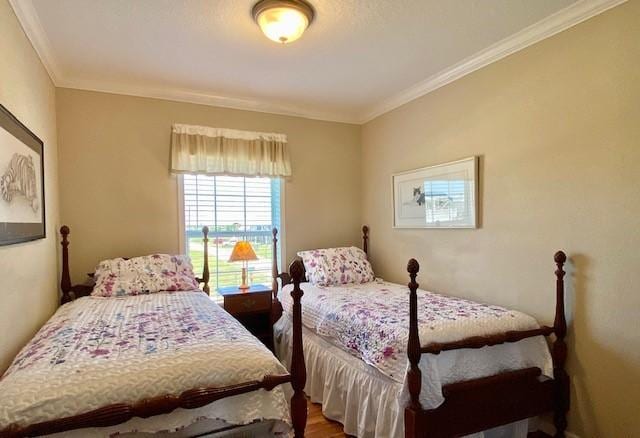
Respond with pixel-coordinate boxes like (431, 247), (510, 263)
(181, 174), (282, 292)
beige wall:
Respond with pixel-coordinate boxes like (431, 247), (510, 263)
(362, 2), (639, 437)
(56, 89), (361, 283)
(0, 0), (60, 371)
(9, 0), (636, 434)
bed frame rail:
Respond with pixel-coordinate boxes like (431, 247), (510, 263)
(405, 252), (569, 437)
(2, 375), (292, 437)
(421, 326), (555, 355)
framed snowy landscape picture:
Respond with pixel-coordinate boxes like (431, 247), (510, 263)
(392, 156), (478, 229)
(0, 104), (45, 245)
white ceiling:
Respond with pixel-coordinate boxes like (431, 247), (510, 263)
(12, 0), (624, 123)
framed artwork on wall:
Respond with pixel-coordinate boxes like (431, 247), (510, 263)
(392, 156), (478, 229)
(0, 104), (45, 245)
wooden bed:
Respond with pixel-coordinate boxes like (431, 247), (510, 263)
(0, 226), (308, 438)
(272, 226), (569, 438)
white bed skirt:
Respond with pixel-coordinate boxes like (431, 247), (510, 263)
(274, 316), (530, 438)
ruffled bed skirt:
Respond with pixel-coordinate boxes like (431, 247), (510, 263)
(274, 316), (530, 438)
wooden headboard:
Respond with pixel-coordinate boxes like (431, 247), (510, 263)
(270, 224), (370, 296)
(59, 225), (211, 305)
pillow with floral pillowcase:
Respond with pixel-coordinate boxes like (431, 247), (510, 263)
(297, 246), (375, 286)
(91, 254), (200, 297)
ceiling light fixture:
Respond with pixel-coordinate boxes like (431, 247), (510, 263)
(252, 0), (314, 44)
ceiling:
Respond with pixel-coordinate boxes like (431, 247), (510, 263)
(11, 0), (624, 123)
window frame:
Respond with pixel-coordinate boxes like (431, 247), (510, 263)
(176, 174), (286, 288)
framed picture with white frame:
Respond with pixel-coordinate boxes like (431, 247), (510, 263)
(392, 156), (478, 229)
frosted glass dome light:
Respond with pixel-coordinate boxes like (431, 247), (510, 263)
(252, 0), (314, 44)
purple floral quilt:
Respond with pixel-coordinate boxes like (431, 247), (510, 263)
(280, 281), (543, 382)
(0, 291), (290, 435)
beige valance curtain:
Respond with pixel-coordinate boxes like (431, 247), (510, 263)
(170, 124), (291, 177)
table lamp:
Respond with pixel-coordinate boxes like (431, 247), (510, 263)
(228, 241), (258, 290)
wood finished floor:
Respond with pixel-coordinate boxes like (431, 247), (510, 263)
(306, 399), (553, 438)
(306, 400), (351, 438)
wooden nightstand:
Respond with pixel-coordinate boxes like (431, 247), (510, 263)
(218, 284), (273, 350)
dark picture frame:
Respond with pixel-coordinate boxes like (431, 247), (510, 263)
(0, 104), (45, 245)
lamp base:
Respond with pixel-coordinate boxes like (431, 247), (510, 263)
(239, 266), (250, 291)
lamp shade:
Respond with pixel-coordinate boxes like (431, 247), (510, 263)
(228, 241), (258, 262)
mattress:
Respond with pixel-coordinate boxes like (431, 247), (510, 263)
(0, 291), (291, 437)
(279, 280), (553, 408)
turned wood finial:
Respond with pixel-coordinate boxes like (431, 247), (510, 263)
(60, 226), (72, 304)
(554, 250), (567, 266)
(362, 225), (369, 255)
(290, 259), (305, 284)
(407, 258), (420, 276)
(201, 226), (210, 295)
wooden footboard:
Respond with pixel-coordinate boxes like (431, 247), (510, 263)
(0, 227), (307, 438)
(405, 253), (570, 438)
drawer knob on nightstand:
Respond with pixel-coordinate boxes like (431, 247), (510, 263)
(243, 299), (256, 308)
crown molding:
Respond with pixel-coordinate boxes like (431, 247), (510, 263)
(54, 77), (360, 124)
(8, 0), (63, 84)
(10, 0), (626, 125)
(358, 0), (628, 123)
(8, 0), (359, 124)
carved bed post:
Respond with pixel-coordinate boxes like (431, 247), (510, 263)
(271, 228), (284, 323)
(272, 228), (279, 297)
(60, 226), (73, 305)
(362, 225), (369, 255)
(201, 226), (210, 295)
(289, 259), (307, 438)
(406, 258), (422, 411)
(552, 251), (569, 438)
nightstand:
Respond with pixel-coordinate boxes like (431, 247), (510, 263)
(218, 284), (273, 350)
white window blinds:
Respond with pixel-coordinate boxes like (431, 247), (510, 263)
(183, 174), (281, 291)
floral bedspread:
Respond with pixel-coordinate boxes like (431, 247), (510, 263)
(280, 281), (549, 383)
(0, 291), (290, 436)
